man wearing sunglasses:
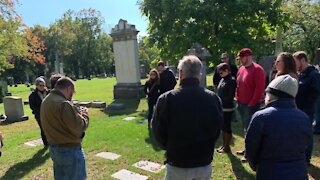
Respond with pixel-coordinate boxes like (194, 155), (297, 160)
(213, 53), (238, 86)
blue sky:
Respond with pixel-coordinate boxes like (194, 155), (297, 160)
(16, 0), (148, 35)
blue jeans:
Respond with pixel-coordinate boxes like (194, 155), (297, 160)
(314, 98), (320, 133)
(49, 145), (86, 180)
(238, 103), (260, 134)
(165, 163), (212, 180)
(306, 114), (314, 164)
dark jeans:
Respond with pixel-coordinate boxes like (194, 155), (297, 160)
(222, 111), (233, 134)
(148, 100), (156, 123)
(238, 103), (260, 134)
(306, 114), (314, 164)
(314, 98), (320, 133)
(36, 117), (48, 146)
(49, 145), (86, 180)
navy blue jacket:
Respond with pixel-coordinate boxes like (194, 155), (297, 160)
(245, 99), (312, 180)
(296, 65), (320, 116)
(217, 74), (236, 109)
(152, 78), (223, 168)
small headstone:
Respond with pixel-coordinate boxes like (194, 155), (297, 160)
(3, 96), (28, 122)
(108, 103), (124, 110)
(139, 119), (148, 124)
(96, 152), (121, 160)
(91, 101), (107, 108)
(24, 139), (43, 147)
(123, 117), (136, 121)
(78, 101), (92, 108)
(111, 169), (148, 180)
(133, 160), (165, 173)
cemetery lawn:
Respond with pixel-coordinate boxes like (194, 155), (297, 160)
(0, 76), (319, 179)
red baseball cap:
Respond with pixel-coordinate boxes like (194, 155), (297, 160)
(236, 48), (253, 59)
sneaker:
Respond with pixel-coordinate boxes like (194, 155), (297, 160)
(236, 150), (245, 156)
(241, 156), (247, 162)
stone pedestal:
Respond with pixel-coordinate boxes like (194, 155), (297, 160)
(3, 96), (28, 122)
(110, 19), (145, 99)
(114, 83), (145, 99)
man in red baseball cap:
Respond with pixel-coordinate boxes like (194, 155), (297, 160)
(235, 48), (266, 161)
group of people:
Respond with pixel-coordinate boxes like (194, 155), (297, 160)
(151, 48), (320, 180)
(1, 47), (319, 180)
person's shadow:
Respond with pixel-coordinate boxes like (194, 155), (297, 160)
(145, 128), (162, 152)
(0, 148), (50, 180)
(308, 164), (320, 179)
(227, 153), (255, 180)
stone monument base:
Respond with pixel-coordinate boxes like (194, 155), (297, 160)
(114, 83), (145, 99)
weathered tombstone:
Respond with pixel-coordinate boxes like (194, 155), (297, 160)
(91, 101), (107, 108)
(78, 101), (92, 108)
(185, 43), (211, 88)
(110, 19), (145, 99)
(3, 96), (28, 122)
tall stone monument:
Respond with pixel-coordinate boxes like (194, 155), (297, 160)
(110, 19), (144, 99)
(186, 43), (211, 88)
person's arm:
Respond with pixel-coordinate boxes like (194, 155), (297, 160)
(245, 113), (263, 171)
(151, 94), (168, 149)
(61, 101), (89, 138)
(28, 93), (36, 113)
(248, 67), (265, 106)
(169, 71), (177, 89)
(144, 81), (149, 95)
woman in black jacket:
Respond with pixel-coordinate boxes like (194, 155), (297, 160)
(29, 77), (49, 146)
(144, 69), (160, 128)
(216, 63), (236, 153)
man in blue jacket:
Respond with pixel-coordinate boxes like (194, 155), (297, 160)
(245, 75), (312, 180)
(293, 51), (320, 164)
(152, 55), (223, 180)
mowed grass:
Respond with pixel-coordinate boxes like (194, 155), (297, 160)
(0, 76), (319, 180)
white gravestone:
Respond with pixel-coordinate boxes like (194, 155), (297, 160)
(110, 19), (145, 99)
(3, 96), (28, 122)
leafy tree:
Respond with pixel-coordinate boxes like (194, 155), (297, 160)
(282, 0), (320, 63)
(139, 0), (284, 64)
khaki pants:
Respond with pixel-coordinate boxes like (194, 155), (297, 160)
(165, 163), (212, 180)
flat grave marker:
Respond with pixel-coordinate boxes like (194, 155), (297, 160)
(95, 152), (121, 160)
(133, 160), (165, 173)
(24, 139), (43, 147)
(111, 169), (148, 180)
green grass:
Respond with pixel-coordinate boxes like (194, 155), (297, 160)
(0, 77), (319, 180)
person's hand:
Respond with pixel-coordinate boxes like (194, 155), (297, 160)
(79, 107), (89, 119)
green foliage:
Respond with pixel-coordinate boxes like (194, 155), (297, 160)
(138, 36), (161, 71)
(282, 0), (320, 63)
(139, 0), (284, 64)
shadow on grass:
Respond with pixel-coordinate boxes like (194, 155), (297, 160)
(227, 153), (255, 180)
(145, 128), (162, 152)
(0, 148), (49, 180)
(103, 99), (140, 116)
(309, 164), (320, 179)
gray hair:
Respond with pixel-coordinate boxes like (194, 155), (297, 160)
(178, 55), (202, 79)
(35, 77), (45, 86)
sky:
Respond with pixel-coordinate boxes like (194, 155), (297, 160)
(15, 0), (149, 36)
